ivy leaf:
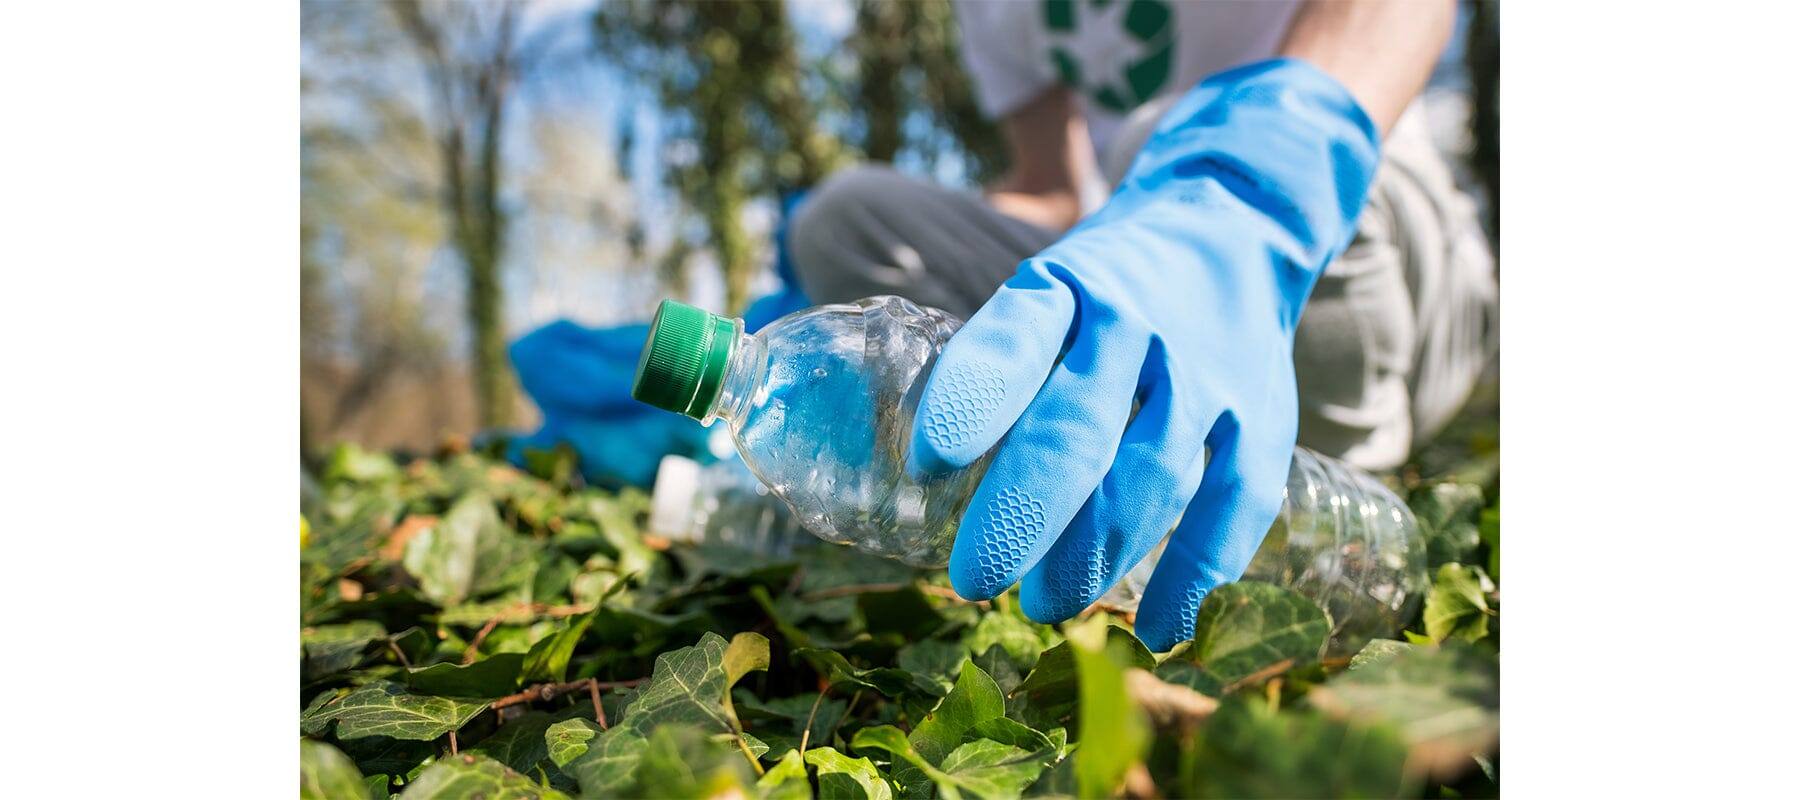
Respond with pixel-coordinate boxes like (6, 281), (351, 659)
(1309, 642), (1499, 779)
(938, 738), (1054, 799)
(796, 647), (944, 699)
(629, 724), (754, 798)
(965, 717), (1055, 754)
(1347, 639), (1413, 671)
(887, 660), (1005, 796)
(612, 631), (739, 732)
(722, 631), (772, 729)
(909, 660), (1005, 765)
(970, 644), (1022, 695)
(738, 732), (773, 761)
(1414, 482), (1486, 568)
(557, 632), (767, 795)
(554, 726), (646, 796)
(856, 585), (946, 641)
(1479, 506), (1500, 581)
(1068, 615), (1150, 800)
(897, 639), (969, 693)
(404, 652), (525, 698)
(756, 749), (812, 800)
(1423, 564), (1492, 643)
(402, 753), (570, 799)
(324, 443), (400, 483)
(335, 735), (436, 782)
(389, 627), (436, 666)
(301, 681), (488, 741)
(962, 606), (1053, 673)
(468, 710), (557, 775)
(1012, 622), (1152, 730)
(1179, 696), (1410, 798)
(589, 494), (659, 578)
(528, 552), (581, 605)
(300, 739), (372, 800)
(724, 633), (772, 680)
(302, 621), (388, 682)
(544, 718), (603, 768)
(1154, 581), (1330, 696)
(735, 692), (847, 749)
(852, 725), (1049, 800)
(850, 723), (922, 755)
(519, 611), (595, 683)
(807, 746), (894, 800)
(402, 493), (538, 606)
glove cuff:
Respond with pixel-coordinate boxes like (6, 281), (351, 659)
(1112, 57), (1382, 277)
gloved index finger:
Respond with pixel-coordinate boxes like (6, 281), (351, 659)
(909, 262), (1076, 476)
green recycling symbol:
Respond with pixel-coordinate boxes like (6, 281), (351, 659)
(1043, 0), (1174, 113)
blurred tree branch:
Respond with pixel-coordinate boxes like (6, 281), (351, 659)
(595, 0), (845, 313)
(850, 0), (1006, 182)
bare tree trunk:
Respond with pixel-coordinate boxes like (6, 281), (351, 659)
(854, 0), (904, 163)
(597, 0), (845, 312)
(393, 0), (519, 428)
(461, 216), (511, 428)
(1466, 0), (1500, 253)
(465, 48), (513, 429)
(697, 88), (754, 314)
(747, 0), (843, 187)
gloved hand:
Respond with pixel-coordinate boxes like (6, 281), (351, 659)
(908, 59), (1381, 651)
(507, 409), (712, 488)
(505, 190), (815, 488)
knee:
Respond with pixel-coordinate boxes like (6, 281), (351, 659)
(788, 164), (913, 278)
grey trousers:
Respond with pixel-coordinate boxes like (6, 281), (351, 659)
(788, 111), (1496, 470)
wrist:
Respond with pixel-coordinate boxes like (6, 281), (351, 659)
(1109, 57), (1381, 269)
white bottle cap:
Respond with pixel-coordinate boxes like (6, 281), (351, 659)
(649, 455), (702, 542)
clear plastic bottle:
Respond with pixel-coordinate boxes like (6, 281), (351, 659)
(647, 454), (808, 558)
(633, 296), (1427, 649)
(1104, 447), (1428, 654)
(634, 295), (988, 566)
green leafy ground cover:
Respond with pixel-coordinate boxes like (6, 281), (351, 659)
(301, 398), (1498, 799)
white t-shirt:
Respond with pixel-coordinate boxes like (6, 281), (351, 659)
(955, 0), (1302, 157)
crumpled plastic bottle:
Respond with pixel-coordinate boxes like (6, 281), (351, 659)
(633, 295), (1428, 651)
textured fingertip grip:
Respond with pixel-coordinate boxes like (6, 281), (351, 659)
(1136, 582), (1209, 652)
(950, 487), (1046, 600)
(918, 361), (1006, 457)
(1021, 546), (1108, 624)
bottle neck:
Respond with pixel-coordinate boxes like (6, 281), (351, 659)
(704, 332), (764, 427)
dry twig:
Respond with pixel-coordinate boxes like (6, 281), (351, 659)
(489, 678), (645, 712)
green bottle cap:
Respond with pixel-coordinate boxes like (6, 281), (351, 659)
(632, 299), (738, 419)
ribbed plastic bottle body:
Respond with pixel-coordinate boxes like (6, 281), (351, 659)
(696, 294), (1425, 654)
(1106, 447), (1428, 655)
(705, 296), (992, 566)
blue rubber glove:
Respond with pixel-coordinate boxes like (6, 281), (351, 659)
(909, 59), (1381, 651)
(510, 321), (656, 418)
(505, 190), (814, 486)
(507, 409), (711, 488)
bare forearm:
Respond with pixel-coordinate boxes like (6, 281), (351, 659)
(1279, 0), (1455, 135)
